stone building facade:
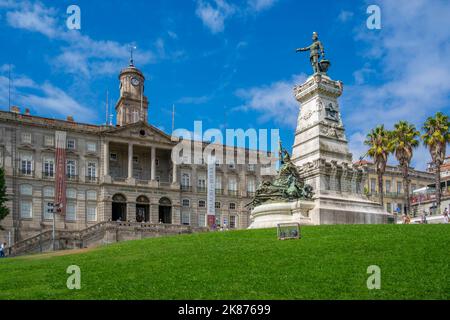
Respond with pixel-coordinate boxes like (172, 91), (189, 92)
(0, 62), (275, 243)
(355, 160), (434, 214)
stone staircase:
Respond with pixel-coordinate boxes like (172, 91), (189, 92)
(7, 222), (208, 257)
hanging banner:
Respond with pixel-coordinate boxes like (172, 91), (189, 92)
(207, 155), (216, 228)
(55, 131), (67, 216)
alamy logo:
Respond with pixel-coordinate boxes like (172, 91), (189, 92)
(66, 265), (81, 290)
(366, 265), (381, 290)
(66, 5), (81, 30)
(366, 5), (382, 30)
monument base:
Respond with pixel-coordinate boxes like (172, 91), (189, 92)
(248, 200), (315, 229)
(308, 193), (391, 225)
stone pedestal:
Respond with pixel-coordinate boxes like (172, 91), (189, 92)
(248, 200), (315, 229)
(292, 73), (389, 224)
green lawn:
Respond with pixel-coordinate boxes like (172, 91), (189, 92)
(0, 224), (448, 300)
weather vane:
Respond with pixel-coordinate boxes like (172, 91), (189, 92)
(129, 44), (137, 66)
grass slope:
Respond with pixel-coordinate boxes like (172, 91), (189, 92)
(0, 224), (449, 300)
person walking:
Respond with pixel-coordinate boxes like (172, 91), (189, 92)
(443, 208), (449, 224)
(0, 242), (5, 258)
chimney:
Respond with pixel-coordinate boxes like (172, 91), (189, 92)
(67, 116), (74, 122)
(10, 106), (20, 114)
(24, 108), (30, 116)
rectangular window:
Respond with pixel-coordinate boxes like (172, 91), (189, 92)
(86, 190), (97, 201)
(133, 156), (139, 164)
(230, 215), (236, 229)
(215, 202), (221, 209)
(198, 214), (206, 227)
(66, 203), (76, 221)
(20, 184), (32, 196)
(43, 187), (55, 198)
(44, 135), (54, 147)
(20, 200), (32, 219)
(247, 164), (255, 172)
(43, 158), (55, 177)
(66, 188), (77, 199)
(215, 176), (222, 190)
(67, 139), (76, 150)
(87, 162), (97, 178)
(397, 182), (402, 194)
(370, 178), (376, 193)
(247, 178), (256, 192)
(386, 180), (391, 193)
(197, 177), (206, 191)
(228, 177), (237, 191)
(181, 212), (190, 225)
(181, 173), (191, 187)
(86, 142), (97, 152)
(67, 160), (77, 178)
(21, 132), (32, 144)
(182, 199), (190, 207)
(86, 206), (97, 222)
(229, 202), (236, 210)
(20, 158), (33, 175)
(198, 200), (206, 208)
(44, 202), (54, 220)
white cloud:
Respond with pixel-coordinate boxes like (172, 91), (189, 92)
(344, 0), (450, 170)
(6, 1), (57, 38)
(195, 0), (278, 34)
(195, 0), (236, 34)
(337, 10), (354, 22)
(3, 1), (155, 77)
(247, 0), (278, 12)
(0, 70), (94, 122)
(235, 74), (307, 127)
(177, 95), (211, 105)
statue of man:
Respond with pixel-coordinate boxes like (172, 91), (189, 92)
(296, 32), (325, 74)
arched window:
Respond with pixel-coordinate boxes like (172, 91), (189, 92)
(112, 194), (127, 203)
(136, 195), (150, 204)
(159, 197), (172, 206)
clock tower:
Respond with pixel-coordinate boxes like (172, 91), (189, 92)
(115, 58), (148, 126)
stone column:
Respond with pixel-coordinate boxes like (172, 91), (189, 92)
(172, 161), (177, 183)
(151, 146), (156, 180)
(104, 140), (109, 176)
(128, 143), (133, 179)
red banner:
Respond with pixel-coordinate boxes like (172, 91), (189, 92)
(55, 131), (67, 216)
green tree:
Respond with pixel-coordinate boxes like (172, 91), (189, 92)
(422, 112), (450, 213)
(391, 121), (420, 215)
(365, 125), (392, 207)
(0, 167), (9, 229)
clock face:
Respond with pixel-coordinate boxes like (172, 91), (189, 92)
(131, 77), (140, 86)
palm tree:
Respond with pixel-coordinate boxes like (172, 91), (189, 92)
(422, 112), (450, 213)
(365, 125), (392, 207)
(391, 121), (420, 215)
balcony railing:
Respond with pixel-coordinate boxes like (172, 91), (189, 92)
(247, 191), (256, 197)
(181, 185), (192, 192)
(86, 176), (98, 184)
(42, 173), (54, 180)
(228, 190), (238, 197)
(19, 170), (34, 177)
(197, 187), (207, 193)
(216, 189), (224, 195)
(66, 174), (78, 182)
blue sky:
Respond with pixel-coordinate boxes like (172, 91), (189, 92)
(0, 0), (449, 170)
